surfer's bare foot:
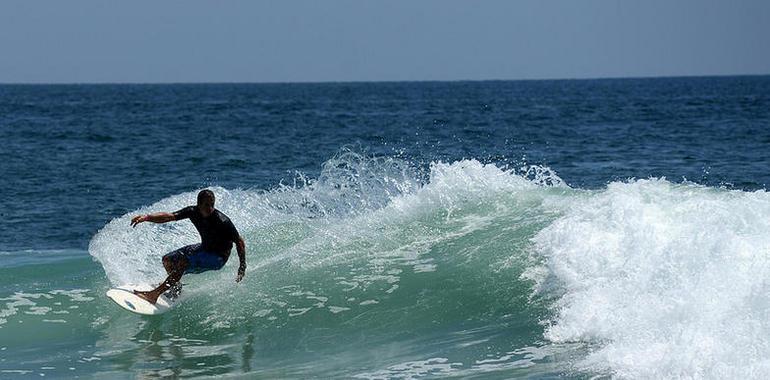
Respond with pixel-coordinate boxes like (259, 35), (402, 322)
(133, 290), (158, 304)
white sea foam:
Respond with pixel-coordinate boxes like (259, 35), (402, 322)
(89, 155), (561, 287)
(0, 289), (97, 327)
(88, 152), (421, 286)
(531, 178), (770, 379)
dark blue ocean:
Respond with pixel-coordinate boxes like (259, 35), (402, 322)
(2, 76), (770, 379)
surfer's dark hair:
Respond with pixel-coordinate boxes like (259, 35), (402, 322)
(197, 189), (215, 206)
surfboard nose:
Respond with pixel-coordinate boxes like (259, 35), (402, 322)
(106, 286), (174, 315)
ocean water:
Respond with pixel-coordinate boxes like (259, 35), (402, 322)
(1, 76), (770, 379)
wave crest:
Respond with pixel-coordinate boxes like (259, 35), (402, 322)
(532, 179), (770, 378)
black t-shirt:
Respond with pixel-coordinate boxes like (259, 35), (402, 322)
(173, 206), (240, 257)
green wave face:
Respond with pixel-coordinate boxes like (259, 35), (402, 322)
(2, 156), (577, 378)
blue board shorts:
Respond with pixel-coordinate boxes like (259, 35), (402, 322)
(164, 244), (226, 274)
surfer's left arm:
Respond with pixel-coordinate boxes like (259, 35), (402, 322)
(235, 236), (246, 282)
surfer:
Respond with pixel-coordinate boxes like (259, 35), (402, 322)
(129, 189), (247, 304)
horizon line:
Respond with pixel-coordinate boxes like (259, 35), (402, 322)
(1, 72), (768, 86)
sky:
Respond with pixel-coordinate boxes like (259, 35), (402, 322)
(0, 0), (768, 83)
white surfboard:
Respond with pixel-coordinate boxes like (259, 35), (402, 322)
(106, 284), (175, 315)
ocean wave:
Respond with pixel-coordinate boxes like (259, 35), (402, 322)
(87, 152), (770, 378)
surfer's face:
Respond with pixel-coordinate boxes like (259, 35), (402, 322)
(198, 201), (214, 217)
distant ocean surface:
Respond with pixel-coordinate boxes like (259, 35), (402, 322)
(1, 76), (770, 379)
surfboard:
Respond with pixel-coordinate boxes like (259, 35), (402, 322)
(106, 284), (175, 315)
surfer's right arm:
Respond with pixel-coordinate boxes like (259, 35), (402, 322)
(131, 206), (195, 227)
(130, 212), (176, 227)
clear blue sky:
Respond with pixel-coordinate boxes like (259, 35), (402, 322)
(1, 0), (768, 83)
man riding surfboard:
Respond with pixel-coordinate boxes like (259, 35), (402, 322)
(130, 189), (247, 304)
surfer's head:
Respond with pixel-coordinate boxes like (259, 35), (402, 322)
(197, 189), (215, 217)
